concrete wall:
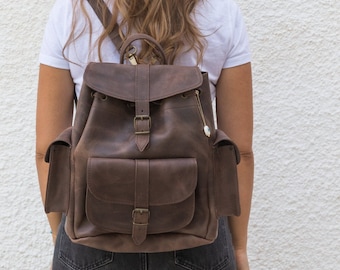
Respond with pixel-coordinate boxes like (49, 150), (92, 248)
(0, 0), (339, 269)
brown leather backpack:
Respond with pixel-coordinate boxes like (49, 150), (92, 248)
(44, 0), (240, 253)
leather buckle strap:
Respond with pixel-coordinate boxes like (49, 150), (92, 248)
(132, 160), (150, 245)
(134, 65), (150, 152)
(132, 208), (150, 245)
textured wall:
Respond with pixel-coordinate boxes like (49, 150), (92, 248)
(243, 1), (340, 269)
(0, 0), (339, 269)
(0, 1), (56, 269)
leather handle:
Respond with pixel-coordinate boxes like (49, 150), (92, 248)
(87, 0), (167, 65)
(119, 34), (167, 65)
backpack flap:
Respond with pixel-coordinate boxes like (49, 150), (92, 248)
(83, 62), (204, 153)
(83, 63), (203, 102)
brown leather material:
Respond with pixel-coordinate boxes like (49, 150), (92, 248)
(44, 34), (241, 252)
(86, 158), (197, 234)
(132, 159), (150, 245)
(213, 130), (241, 217)
(83, 63), (203, 102)
(44, 127), (72, 213)
(134, 65), (151, 151)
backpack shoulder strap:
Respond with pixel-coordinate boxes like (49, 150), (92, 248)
(87, 0), (123, 50)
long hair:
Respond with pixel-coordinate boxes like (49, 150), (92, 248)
(65, 0), (205, 64)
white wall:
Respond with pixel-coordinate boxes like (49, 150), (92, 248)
(242, 1), (340, 269)
(0, 0), (339, 269)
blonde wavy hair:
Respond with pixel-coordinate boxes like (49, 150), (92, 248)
(66, 0), (205, 64)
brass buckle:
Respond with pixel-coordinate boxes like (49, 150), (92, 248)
(134, 115), (151, 135)
(132, 208), (150, 226)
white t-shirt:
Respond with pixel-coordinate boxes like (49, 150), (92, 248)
(39, 0), (251, 99)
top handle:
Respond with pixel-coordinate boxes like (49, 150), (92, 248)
(87, 0), (166, 65)
(120, 34), (167, 65)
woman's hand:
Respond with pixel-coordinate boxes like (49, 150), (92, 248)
(52, 232), (57, 245)
(235, 248), (250, 270)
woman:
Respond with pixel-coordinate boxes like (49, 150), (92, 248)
(36, 0), (253, 269)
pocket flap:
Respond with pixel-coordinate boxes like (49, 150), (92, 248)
(87, 158), (197, 206)
(213, 129), (240, 164)
(45, 127), (72, 163)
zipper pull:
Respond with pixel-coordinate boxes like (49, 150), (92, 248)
(195, 90), (211, 138)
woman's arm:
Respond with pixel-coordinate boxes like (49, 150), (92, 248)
(216, 63), (254, 270)
(36, 64), (75, 243)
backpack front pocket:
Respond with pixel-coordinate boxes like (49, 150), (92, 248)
(86, 157), (197, 243)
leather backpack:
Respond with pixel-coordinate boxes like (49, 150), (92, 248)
(44, 0), (241, 253)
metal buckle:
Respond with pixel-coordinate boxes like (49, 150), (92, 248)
(134, 115), (151, 135)
(132, 208), (150, 226)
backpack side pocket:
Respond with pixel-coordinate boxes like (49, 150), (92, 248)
(213, 129), (241, 217)
(44, 127), (72, 213)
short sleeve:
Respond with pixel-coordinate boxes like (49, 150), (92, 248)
(39, 0), (72, 69)
(223, 2), (251, 68)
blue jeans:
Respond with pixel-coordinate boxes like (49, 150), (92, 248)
(53, 217), (236, 270)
